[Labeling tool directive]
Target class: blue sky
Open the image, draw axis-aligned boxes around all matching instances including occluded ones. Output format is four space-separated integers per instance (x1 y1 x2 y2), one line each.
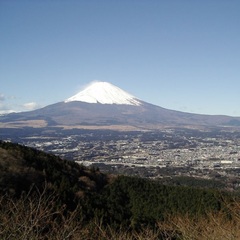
0 0 240 116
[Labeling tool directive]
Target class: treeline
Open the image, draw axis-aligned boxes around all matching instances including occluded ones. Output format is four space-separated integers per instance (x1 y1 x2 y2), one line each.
86 175 228 230
160 175 226 189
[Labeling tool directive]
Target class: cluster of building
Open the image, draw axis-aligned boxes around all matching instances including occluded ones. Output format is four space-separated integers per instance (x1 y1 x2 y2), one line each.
75 136 240 172
18 128 240 180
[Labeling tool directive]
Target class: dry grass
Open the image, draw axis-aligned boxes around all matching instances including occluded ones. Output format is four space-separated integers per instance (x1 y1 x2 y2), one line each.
0 120 47 128
158 202 240 240
0 187 80 240
60 124 146 131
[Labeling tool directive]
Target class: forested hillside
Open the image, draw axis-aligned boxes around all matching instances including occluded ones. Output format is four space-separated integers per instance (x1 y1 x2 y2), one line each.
0 140 239 239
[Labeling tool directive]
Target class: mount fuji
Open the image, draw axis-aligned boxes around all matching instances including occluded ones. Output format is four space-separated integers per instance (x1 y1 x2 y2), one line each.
1 81 240 130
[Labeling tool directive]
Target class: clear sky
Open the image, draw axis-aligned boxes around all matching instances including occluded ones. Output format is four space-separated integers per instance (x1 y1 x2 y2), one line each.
0 0 240 116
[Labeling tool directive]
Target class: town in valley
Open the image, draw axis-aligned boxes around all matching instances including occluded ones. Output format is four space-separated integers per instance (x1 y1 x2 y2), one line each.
1 126 240 190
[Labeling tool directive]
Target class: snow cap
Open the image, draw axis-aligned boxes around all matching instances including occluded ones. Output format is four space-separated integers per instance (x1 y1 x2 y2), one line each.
65 81 142 106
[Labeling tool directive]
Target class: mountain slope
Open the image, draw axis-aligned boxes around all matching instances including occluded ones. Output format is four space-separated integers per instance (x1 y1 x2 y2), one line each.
0 140 108 198
2 100 240 128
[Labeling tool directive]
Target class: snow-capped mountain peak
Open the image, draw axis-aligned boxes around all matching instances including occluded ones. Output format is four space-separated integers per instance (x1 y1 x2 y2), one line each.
65 81 142 106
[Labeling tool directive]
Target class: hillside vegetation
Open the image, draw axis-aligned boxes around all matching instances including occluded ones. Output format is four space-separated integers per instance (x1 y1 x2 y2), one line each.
0 140 240 239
